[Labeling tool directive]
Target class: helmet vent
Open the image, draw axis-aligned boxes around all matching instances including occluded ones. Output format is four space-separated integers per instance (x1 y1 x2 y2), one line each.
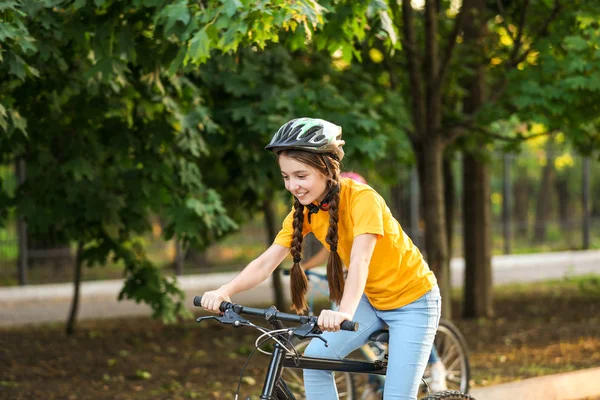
313 133 325 142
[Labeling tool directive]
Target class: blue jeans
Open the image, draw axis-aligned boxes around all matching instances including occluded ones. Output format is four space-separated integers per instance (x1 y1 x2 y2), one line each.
303 287 441 400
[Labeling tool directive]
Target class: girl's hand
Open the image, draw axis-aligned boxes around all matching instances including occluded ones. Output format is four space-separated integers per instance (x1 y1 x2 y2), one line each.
200 288 232 313
317 309 353 332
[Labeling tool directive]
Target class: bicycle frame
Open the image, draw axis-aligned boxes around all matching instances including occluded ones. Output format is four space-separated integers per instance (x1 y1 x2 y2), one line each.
255 312 385 400
261 338 387 400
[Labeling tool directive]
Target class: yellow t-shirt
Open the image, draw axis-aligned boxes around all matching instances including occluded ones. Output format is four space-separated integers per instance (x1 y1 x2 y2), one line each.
274 177 437 310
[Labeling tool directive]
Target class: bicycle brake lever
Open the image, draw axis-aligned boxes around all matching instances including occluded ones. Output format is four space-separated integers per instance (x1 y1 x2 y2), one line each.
196 309 250 327
294 322 329 347
305 333 329 347
196 315 220 323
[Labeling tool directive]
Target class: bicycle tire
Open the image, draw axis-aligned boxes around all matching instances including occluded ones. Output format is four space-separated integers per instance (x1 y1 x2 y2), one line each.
419 389 475 400
279 338 357 399
422 319 471 394
356 319 471 398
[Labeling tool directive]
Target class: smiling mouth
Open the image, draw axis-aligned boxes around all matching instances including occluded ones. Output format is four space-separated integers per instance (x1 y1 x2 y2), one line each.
295 192 308 199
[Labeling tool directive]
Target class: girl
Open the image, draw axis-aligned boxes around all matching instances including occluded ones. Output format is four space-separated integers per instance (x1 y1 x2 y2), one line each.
200 117 441 400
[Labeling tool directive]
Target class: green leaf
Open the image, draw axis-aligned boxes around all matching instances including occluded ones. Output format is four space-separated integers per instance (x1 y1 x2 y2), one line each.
222 0 242 18
188 28 210 64
156 0 191 36
563 76 590 90
0 2 20 12
563 35 589 52
135 370 152 380
0 104 7 132
73 0 86 10
9 110 27 135
8 55 26 80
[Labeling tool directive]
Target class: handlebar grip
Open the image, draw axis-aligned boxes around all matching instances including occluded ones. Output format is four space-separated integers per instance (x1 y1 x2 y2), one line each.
340 320 359 332
193 296 233 312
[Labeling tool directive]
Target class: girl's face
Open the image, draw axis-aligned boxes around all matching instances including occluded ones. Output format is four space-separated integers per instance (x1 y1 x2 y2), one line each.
279 154 328 206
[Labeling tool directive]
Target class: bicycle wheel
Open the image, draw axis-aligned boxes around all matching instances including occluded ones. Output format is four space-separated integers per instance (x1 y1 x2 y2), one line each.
420 319 470 395
419 389 475 399
279 338 357 399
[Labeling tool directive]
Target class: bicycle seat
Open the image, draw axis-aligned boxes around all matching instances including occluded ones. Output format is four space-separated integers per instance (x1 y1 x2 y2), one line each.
368 329 389 343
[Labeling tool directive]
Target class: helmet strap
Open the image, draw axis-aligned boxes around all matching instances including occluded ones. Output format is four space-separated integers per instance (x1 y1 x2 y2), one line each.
305 184 339 224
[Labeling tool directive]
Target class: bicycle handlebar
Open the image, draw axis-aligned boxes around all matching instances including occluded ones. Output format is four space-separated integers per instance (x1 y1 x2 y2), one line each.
193 296 359 332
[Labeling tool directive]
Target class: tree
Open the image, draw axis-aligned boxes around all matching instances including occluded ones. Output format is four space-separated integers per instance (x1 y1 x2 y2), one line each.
378 0 600 319
0 0 327 333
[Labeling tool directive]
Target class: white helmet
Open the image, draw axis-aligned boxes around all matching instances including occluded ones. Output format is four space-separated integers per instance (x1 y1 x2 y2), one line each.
265 118 345 161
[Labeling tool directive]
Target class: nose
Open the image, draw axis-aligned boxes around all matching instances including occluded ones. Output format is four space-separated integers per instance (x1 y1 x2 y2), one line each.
288 178 300 191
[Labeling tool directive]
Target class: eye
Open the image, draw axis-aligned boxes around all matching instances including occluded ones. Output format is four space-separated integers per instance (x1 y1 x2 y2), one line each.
282 176 289 180
297 175 306 179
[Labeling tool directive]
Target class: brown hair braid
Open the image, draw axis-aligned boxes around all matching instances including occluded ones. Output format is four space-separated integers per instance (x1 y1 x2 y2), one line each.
322 159 345 305
277 150 344 312
289 197 309 312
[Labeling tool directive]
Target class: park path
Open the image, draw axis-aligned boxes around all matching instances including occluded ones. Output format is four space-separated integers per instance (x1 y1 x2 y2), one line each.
0 249 598 327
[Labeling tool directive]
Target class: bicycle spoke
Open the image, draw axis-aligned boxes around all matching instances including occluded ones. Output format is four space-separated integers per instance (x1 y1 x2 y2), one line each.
441 342 458 361
286 368 305 386
335 374 351 398
443 354 460 371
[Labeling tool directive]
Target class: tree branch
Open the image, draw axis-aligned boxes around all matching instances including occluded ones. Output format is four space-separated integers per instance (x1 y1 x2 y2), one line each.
449 0 562 142
436 0 468 87
445 120 551 145
424 0 438 92
509 0 561 68
424 0 443 136
389 0 426 138
496 0 516 42
509 0 530 64
400 38 423 62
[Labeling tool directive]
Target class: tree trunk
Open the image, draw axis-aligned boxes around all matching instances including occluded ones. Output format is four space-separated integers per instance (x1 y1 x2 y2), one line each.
16 158 28 286
555 177 573 232
443 156 456 258
263 198 286 310
66 242 84 335
502 154 512 254
513 173 530 237
416 138 451 318
460 0 494 319
533 145 556 243
390 181 409 227
582 157 591 250
462 154 494 318
592 163 600 218
185 247 210 268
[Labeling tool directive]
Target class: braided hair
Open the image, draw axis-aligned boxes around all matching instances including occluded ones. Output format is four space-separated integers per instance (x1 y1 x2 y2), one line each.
278 150 344 312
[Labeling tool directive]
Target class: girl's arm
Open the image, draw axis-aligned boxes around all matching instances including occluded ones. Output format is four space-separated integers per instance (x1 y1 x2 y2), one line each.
338 233 377 316
302 246 329 270
201 243 289 312
318 233 378 331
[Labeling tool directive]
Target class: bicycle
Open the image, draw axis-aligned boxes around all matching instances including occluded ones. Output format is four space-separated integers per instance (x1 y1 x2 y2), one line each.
193 296 475 400
298 269 471 398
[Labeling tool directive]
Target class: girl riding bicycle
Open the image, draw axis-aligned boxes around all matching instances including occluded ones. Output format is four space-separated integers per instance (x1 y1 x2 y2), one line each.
201 117 441 400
